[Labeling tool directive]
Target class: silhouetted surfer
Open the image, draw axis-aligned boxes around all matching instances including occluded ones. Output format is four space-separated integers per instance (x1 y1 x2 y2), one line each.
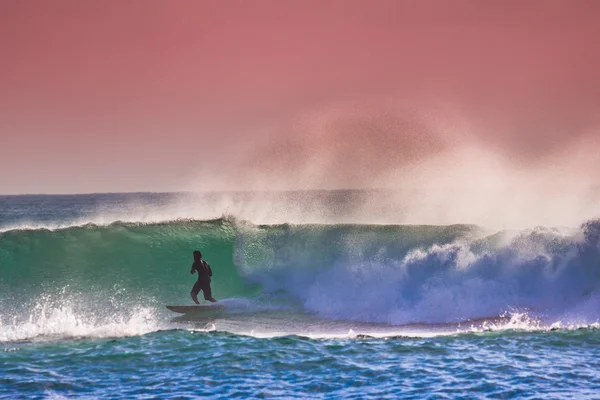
190 250 217 303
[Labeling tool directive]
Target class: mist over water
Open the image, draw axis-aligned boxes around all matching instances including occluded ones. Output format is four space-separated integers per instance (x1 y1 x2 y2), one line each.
4 184 600 230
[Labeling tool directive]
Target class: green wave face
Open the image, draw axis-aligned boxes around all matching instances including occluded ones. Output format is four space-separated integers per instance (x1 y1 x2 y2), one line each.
0 220 257 308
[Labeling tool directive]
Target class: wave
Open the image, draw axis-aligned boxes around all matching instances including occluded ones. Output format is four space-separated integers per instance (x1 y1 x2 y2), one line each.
1 218 600 341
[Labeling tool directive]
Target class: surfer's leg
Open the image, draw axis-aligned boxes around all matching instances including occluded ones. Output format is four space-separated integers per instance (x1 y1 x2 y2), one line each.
191 281 201 304
203 284 217 303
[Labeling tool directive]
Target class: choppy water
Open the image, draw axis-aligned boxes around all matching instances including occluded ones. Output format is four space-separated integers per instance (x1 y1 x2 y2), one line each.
4 329 600 399
1 192 600 398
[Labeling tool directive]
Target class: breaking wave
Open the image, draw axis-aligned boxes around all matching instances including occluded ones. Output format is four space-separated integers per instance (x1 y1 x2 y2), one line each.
2 217 600 340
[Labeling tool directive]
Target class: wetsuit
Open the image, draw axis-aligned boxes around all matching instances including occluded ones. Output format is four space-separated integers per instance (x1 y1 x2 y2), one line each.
191 259 213 300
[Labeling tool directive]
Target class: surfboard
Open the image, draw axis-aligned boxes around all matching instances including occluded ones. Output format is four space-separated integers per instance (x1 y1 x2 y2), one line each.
166 305 223 314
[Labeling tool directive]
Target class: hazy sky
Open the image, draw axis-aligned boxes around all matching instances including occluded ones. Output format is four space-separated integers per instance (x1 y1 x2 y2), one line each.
1 0 599 194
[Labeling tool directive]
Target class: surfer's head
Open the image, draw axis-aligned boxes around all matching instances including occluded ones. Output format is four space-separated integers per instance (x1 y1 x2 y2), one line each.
193 250 202 261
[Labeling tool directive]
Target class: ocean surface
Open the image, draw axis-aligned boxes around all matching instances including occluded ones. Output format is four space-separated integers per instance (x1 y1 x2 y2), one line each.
1 192 600 399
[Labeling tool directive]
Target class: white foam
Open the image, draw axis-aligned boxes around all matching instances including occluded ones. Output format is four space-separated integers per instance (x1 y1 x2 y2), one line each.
0 303 165 343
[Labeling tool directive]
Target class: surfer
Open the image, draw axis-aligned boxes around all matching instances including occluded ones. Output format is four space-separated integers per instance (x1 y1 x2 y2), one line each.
190 250 217 303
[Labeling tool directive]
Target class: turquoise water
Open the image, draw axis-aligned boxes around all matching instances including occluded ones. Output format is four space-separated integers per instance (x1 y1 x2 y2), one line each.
1 193 600 398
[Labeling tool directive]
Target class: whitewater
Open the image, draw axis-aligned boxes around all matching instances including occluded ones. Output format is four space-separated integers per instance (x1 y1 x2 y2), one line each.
1 192 600 398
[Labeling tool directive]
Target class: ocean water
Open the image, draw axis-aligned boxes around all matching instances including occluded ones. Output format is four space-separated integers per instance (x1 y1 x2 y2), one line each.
1 192 600 399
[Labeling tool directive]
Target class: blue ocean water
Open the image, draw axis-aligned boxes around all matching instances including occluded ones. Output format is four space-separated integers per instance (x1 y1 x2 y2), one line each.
1 192 600 399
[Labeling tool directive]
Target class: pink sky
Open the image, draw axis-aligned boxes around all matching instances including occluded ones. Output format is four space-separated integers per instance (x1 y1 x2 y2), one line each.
1 0 599 194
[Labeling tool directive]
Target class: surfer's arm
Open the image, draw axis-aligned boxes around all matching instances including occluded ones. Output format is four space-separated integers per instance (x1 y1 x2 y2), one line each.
207 263 213 277
190 264 196 274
